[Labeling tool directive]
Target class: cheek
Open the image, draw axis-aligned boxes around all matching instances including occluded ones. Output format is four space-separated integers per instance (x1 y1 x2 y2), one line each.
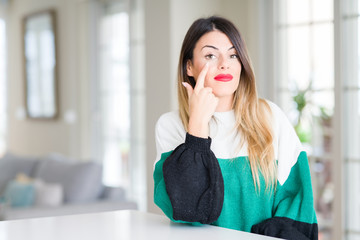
204 68 218 87
192 64 216 84
231 61 241 73
233 79 240 90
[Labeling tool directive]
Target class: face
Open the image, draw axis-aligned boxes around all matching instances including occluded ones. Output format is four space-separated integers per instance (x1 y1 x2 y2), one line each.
187 30 241 100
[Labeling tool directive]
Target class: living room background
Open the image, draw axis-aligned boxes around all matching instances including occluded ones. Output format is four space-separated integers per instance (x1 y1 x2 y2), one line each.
0 1 359 240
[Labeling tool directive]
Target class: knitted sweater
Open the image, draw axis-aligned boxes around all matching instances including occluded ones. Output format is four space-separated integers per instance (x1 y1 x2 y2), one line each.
153 101 318 240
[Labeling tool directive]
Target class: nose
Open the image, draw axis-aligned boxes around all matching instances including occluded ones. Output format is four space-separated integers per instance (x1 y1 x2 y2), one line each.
218 56 229 70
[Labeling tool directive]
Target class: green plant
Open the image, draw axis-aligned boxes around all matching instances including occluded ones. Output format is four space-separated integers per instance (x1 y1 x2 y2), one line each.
292 82 312 143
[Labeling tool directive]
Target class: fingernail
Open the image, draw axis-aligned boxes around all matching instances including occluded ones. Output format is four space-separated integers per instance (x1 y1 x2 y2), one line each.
182 82 187 87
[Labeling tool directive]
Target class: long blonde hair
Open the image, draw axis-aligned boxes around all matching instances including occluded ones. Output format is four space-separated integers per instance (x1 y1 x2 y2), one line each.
177 16 276 191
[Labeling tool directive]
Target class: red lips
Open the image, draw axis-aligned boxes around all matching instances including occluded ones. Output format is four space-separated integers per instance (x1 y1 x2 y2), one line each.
214 74 233 82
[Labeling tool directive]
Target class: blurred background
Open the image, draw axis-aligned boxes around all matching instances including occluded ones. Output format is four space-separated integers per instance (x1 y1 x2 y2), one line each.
0 0 359 240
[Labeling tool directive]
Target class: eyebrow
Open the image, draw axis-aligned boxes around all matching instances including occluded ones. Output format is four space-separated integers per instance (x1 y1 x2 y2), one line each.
201 45 236 51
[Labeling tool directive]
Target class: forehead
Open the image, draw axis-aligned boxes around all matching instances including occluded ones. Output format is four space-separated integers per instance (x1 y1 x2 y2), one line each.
195 30 233 50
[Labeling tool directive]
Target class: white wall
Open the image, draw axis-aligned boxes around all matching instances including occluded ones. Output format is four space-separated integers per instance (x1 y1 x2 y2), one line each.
144 0 172 214
7 0 92 159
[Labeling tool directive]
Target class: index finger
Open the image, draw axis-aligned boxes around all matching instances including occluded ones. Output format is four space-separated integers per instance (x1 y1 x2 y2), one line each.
194 63 209 92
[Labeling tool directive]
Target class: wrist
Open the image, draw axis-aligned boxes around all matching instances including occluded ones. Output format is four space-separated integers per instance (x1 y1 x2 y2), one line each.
188 118 209 138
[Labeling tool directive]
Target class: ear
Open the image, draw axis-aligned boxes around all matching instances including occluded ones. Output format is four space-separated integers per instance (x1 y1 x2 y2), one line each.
186 60 194 77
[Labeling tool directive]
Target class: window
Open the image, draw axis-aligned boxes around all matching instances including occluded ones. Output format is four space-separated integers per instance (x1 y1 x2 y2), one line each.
343 0 360 239
0 18 6 156
92 0 146 210
275 0 334 239
98 7 131 187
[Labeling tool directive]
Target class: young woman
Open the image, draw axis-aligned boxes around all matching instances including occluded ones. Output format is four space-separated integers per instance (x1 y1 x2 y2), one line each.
153 16 318 240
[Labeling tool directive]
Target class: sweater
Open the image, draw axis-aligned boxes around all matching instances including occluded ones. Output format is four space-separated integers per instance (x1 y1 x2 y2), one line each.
153 101 318 240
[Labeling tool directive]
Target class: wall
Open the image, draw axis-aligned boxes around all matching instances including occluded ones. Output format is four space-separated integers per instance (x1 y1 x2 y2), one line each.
7 0 91 159
144 0 172 214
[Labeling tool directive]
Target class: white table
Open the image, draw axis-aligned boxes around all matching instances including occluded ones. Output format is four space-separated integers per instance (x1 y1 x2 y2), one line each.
0 210 281 240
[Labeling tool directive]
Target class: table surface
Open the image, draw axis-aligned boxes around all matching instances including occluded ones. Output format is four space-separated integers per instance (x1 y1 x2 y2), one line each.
0 210 282 240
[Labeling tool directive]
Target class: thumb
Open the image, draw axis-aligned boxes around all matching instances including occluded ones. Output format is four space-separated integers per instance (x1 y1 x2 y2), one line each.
182 82 193 98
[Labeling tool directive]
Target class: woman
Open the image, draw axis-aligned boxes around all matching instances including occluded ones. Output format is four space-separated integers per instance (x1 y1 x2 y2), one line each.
153 16 318 240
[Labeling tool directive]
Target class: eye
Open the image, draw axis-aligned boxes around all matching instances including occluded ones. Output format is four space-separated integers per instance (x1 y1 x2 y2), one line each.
230 54 239 59
205 54 217 60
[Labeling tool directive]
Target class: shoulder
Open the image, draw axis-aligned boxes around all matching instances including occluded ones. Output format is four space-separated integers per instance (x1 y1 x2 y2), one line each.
155 110 186 158
156 110 181 124
264 100 287 122
155 111 184 135
263 100 297 136
263 100 304 185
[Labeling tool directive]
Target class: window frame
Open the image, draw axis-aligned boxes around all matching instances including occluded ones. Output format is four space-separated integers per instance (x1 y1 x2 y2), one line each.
272 0 346 239
88 0 146 211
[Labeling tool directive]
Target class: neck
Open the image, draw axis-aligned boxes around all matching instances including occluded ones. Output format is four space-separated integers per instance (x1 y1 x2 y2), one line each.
215 95 234 112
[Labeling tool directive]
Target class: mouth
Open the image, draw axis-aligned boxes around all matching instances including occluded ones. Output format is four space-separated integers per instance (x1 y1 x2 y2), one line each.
214 74 233 82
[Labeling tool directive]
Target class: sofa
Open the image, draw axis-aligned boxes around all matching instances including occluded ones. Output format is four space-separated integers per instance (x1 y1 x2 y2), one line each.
0 152 137 221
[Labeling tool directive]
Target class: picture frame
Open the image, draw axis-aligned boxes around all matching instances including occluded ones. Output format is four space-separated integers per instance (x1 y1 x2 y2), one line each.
22 10 58 119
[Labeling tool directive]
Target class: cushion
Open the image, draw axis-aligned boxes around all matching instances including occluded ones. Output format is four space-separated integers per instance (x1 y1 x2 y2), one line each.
4 180 35 208
0 153 39 195
34 155 103 203
34 179 63 207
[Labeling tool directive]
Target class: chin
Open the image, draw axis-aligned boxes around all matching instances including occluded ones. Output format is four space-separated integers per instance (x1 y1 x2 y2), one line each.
213 88 237 97
213 91 236 99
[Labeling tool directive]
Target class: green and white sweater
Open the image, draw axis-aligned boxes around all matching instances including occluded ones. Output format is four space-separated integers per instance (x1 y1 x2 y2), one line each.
153 101 318 240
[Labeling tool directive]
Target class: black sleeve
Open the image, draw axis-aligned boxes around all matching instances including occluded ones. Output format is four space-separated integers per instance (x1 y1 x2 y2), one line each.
251 217 318 240
162 133 224 224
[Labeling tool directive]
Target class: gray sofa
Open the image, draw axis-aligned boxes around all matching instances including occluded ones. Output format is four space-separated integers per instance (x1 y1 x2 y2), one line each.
0 152 137 220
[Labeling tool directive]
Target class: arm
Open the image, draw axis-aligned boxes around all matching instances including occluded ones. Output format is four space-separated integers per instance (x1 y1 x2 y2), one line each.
154 132 224 224
251 152 318 240
251 102 318 240
154 63 223 224
163 133 224 223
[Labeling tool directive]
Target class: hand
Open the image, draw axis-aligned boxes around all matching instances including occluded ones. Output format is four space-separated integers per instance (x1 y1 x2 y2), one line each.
182 63 219 138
